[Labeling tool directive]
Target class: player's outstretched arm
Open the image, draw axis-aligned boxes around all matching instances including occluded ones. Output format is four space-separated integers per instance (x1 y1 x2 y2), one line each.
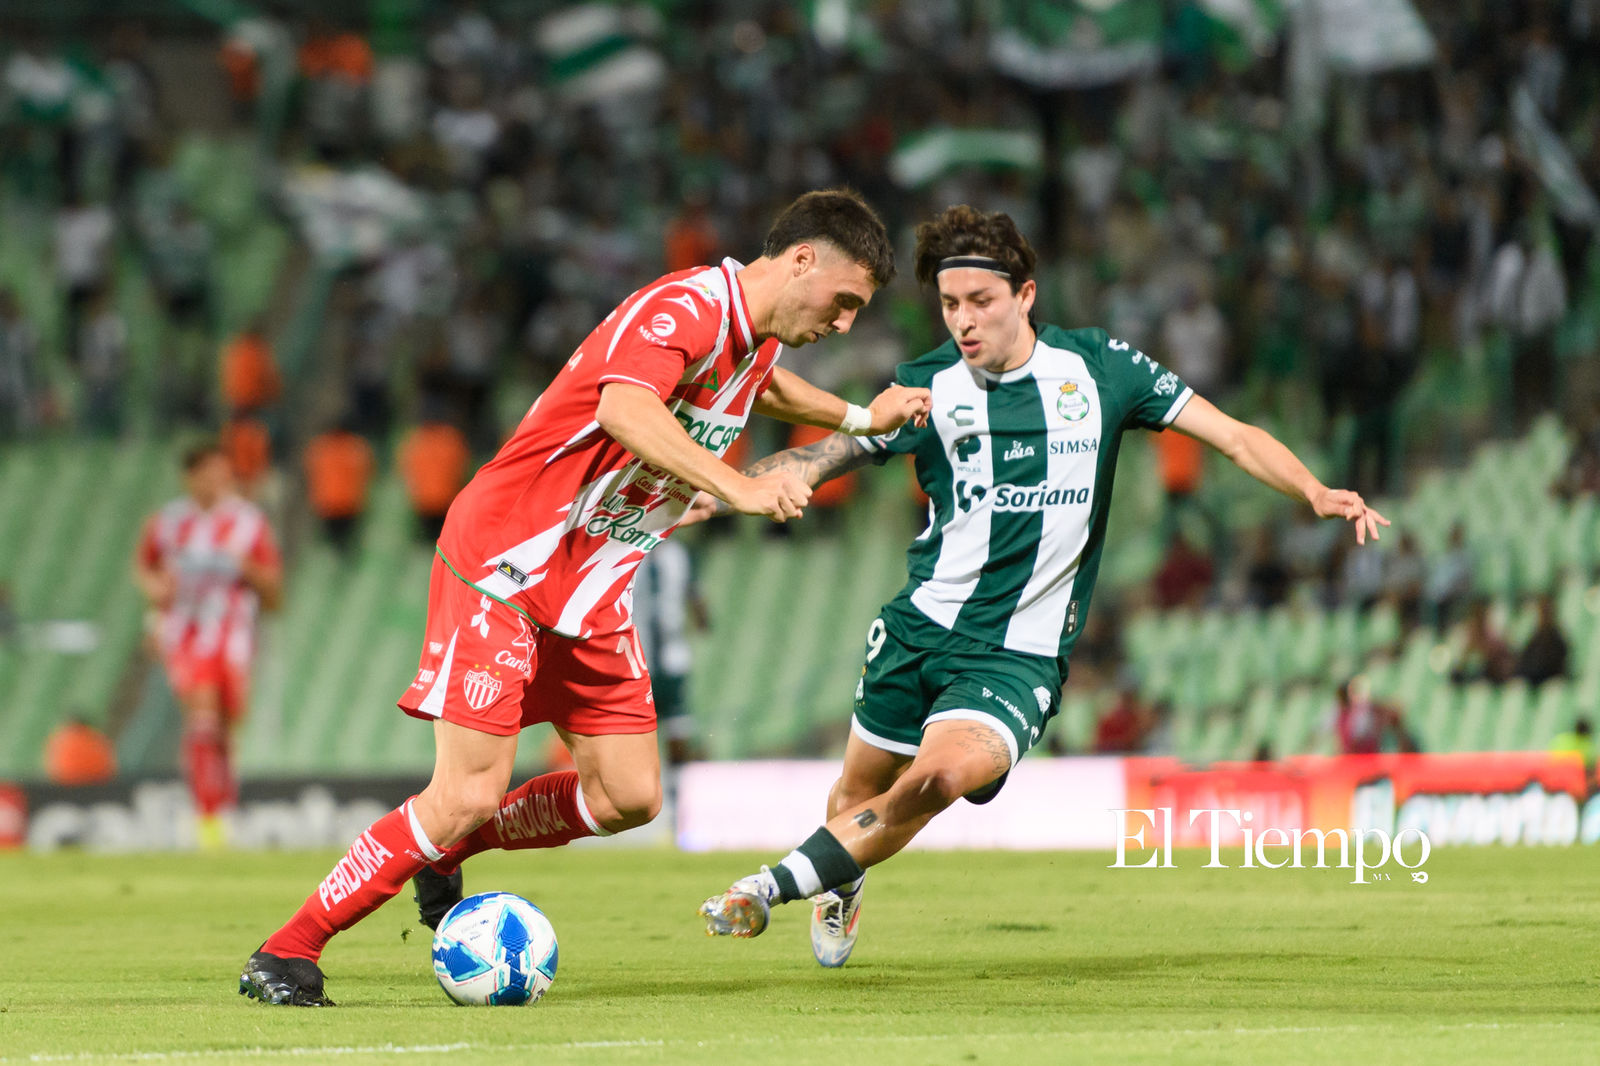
754 367 930 435
1170 394 1390 545
681 433 878 524
596 383 810 522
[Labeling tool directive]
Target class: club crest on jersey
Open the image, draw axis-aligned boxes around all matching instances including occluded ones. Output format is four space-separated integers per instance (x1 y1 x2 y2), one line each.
1057 381 1091 422
462 665 503 710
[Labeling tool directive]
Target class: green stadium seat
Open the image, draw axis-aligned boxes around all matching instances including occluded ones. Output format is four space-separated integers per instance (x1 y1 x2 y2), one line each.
1274 685 1326 756
1452 683 1495 751
1527 681 1574 750
1490 680 1531 751
1415 685 1458 753
1237 685 1278 757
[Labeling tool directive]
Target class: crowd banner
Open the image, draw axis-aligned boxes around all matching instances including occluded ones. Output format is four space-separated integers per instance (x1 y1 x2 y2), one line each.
1122 752 1598 850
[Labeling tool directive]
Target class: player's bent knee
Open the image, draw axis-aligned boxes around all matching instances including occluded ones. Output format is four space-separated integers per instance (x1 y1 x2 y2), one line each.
584 782 662 833
424 778 506 838
895 765 969 815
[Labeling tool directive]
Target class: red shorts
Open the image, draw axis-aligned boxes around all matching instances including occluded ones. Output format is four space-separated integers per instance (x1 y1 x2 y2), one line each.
162 649 250 720
397 555 656 737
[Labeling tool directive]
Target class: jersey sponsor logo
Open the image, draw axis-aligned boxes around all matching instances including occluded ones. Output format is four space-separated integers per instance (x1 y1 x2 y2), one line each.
316 827 395 909
1153 370 1180 396
1033 686 1053 713
417 668 437 685
1057 381 1091 421
982 685 1029 730
1003 441 1036 461
650 312 678 338
955 479 988 512
673 409 742 456
991 482 1091 511
584 500 664 551
429 641 445 654
953 434 982 463
495 650 533 676
1049 437 1099 455
462 666 504 711
947 404 977 427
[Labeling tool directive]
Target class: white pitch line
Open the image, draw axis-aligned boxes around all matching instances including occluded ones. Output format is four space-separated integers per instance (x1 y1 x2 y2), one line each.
7 1041 664 1064
3 1023 1575 1064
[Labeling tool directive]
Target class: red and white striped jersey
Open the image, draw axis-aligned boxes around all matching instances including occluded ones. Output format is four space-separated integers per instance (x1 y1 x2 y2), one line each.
438 258 782 639
137 494 280 664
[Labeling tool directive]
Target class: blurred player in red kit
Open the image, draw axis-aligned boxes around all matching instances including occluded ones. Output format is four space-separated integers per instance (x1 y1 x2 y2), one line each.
239 188 931 1004
134 441 282 848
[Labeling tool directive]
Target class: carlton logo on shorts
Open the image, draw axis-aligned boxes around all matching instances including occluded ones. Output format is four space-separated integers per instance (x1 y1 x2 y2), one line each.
461 666 504 711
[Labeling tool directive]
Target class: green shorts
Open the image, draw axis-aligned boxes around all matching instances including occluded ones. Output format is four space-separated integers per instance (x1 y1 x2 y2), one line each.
851 605 1062 770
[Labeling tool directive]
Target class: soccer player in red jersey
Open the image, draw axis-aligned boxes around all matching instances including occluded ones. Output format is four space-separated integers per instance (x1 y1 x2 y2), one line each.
134 441 283 849
240 188 932 1005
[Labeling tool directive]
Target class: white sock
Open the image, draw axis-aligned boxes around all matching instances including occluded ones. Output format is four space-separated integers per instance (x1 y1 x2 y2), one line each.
742 867 781 903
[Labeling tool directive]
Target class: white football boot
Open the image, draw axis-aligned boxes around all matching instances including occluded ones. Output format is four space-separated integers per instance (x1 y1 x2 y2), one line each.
699 867 777 938
810 877 864 968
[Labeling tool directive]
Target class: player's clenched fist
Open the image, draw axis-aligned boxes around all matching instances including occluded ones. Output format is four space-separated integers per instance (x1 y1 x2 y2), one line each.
867 384 933 433
730 472 812 522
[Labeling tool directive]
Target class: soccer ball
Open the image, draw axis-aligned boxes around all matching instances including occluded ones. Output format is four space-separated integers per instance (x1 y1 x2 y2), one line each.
431 891 559 1006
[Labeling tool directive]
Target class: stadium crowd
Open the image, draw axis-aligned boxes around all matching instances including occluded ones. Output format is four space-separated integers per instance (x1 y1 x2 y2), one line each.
3 0 1598 761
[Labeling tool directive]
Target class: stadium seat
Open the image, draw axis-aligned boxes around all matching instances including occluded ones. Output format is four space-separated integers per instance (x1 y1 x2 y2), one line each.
1490 680 1532 752
1452 683 1495 752
1527 681 1574 750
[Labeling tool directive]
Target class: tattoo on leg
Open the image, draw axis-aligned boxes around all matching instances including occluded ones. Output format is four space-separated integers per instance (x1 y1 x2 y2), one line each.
952 723 1012 776
853 809 879 829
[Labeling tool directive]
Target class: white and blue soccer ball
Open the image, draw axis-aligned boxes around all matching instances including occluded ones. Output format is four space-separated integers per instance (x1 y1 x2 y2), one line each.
431 891 558 1006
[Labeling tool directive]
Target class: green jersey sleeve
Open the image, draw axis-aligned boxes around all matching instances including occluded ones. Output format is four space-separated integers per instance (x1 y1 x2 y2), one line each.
857 348 948 460
1098 334 1195 431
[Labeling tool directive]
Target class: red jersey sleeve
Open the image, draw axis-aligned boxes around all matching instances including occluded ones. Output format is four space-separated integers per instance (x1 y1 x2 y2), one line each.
247 515 282 571
136 516 163 570
595 285 722 399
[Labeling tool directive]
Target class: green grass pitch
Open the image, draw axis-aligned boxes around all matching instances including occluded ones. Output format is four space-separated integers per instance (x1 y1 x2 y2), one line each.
1 846 1595 1065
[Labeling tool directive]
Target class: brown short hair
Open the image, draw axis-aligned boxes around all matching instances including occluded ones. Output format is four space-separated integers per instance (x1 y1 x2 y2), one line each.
763 188 895 288
913 205 1036 293
181 439 225 472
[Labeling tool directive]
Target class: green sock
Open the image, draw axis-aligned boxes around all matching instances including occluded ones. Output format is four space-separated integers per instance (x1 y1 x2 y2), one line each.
771 827 865 903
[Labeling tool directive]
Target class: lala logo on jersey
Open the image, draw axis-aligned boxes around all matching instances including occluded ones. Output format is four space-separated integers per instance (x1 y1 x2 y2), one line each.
461 664 503 711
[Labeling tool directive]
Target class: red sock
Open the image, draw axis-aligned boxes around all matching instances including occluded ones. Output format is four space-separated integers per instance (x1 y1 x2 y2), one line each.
432 771 603 873
182 724 235 816
262 798 439 962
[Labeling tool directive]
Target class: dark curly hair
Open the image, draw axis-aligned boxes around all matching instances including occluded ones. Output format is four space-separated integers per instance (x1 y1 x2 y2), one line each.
912 205 1036 294
763 188 896 288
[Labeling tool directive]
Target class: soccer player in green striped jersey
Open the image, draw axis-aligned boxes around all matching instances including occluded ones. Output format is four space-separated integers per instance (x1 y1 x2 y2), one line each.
698 205 1389 966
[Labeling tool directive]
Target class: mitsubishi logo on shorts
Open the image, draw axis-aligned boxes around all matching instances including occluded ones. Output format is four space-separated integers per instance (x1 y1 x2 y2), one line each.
462 664 503 711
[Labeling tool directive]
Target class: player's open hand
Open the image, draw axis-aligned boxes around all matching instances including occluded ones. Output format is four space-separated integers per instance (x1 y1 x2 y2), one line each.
867 384 933 433
730 472 811 523
1313 487 1390 545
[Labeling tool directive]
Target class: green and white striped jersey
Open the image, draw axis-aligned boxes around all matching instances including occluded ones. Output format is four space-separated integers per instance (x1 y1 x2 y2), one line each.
860 324 1193 669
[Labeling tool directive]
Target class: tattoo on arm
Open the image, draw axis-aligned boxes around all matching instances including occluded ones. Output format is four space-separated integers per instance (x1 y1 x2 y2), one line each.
853 809 879 829
705 434 877 519
744 433 877 488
